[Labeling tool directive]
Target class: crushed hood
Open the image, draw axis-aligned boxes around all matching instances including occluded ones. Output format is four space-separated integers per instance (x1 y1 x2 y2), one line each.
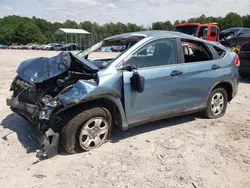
17 52 99 84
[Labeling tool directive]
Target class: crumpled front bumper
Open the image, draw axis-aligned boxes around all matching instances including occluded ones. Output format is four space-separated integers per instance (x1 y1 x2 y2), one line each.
34 128 59 158
6 97 60 158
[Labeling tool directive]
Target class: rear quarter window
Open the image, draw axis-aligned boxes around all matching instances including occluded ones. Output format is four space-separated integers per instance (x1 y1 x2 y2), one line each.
207 44 226 59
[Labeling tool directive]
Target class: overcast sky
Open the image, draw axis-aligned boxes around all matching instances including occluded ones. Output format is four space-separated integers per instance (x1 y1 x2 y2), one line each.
0 0 249 26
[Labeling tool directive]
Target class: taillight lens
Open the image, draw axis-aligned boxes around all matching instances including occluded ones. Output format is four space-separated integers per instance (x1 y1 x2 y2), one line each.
234 53 240 67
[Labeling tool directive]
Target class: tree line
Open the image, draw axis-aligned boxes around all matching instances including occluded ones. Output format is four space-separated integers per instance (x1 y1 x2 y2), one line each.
0 12 249 45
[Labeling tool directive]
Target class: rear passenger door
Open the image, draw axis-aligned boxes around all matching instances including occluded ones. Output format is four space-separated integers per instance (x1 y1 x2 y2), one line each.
179 39 226 106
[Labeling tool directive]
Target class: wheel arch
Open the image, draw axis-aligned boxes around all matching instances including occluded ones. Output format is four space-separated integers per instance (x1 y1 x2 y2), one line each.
55 95 129 131
209 81 233 102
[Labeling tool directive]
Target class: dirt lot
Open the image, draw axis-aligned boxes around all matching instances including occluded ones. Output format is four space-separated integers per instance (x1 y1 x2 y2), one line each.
0 50 249 188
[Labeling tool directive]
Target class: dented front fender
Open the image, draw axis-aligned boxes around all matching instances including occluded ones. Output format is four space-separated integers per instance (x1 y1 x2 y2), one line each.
58 80 98 106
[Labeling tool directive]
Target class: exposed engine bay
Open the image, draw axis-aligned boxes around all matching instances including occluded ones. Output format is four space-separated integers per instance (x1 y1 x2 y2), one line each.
7 52 100 157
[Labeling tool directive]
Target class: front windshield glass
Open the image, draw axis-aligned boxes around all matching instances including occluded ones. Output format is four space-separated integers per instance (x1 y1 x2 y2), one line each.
175 26 198 36
76 37 143 69
221 28 242 34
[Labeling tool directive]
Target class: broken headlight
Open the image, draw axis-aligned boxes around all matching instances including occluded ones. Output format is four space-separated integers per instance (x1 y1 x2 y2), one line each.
39 96 59 120
39 107 54 120
41 95 58 107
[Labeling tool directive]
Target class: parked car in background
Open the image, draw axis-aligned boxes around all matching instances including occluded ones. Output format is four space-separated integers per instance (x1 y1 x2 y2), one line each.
238 40 250 78
18 45 25 49
7 31 239 158
0 45 8 49
37 44 45 50
220 27 250 48
52 44 65 51
63 43 81 51
28 45 35 50
44 43 58 50
5 43 87 51
32 44 40 50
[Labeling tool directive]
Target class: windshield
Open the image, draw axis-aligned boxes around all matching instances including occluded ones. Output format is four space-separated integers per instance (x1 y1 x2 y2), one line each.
175 26 198 36
76 37 143 69
221 28 242 34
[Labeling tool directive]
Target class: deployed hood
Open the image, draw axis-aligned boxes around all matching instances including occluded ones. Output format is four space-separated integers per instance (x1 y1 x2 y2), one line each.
17 52 99 84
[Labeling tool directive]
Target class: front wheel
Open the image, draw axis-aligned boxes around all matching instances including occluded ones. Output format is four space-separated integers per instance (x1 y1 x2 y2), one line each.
202 88 228 119
61 107 112 154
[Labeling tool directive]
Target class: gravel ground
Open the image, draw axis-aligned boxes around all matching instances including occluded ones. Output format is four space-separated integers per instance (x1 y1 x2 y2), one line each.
0 50 249 188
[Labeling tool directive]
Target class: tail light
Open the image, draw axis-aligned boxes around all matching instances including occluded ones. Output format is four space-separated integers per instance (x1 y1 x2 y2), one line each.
234 52 240 67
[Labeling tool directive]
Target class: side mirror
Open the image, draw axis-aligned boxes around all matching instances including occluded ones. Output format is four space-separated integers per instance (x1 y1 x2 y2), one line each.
130 72 145 93
119 64 137 72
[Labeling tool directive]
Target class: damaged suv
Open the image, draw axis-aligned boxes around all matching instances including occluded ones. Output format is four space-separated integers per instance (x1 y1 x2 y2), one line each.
7 31 239 158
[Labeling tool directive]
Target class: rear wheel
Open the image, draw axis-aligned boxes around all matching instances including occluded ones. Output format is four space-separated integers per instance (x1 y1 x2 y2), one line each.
61 107 112 154
202 88 228 119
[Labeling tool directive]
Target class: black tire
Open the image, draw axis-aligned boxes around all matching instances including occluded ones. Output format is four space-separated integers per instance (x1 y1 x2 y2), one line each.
61 107 112 154
202 88 228 119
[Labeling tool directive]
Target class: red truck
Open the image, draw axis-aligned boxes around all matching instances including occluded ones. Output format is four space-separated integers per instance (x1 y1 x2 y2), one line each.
174 23 220 42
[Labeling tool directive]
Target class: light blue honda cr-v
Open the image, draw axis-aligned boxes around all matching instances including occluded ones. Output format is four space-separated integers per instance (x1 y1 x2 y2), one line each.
7 31 239 158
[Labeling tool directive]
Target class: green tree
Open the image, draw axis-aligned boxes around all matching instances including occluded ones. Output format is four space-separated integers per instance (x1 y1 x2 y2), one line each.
223 12 244 28
174 20 181 25
242 15 250 28
152 21 173 30
0 13 250 45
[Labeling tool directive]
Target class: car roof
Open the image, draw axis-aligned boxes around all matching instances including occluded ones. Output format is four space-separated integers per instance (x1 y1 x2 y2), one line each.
104 30 205 41
221 27 244 32
227 27 245 29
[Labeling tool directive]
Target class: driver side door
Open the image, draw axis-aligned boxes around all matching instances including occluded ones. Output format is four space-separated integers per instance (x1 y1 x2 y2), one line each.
122 38 189 126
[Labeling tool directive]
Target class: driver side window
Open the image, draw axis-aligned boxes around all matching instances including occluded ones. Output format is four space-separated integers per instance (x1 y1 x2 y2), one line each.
126 38 177 69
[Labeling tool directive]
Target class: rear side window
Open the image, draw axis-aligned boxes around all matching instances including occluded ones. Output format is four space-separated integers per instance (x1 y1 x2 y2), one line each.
181 39 212 63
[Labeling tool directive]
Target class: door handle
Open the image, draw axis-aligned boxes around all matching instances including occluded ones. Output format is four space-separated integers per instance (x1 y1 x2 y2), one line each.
170 70 183 77
211 64 221 70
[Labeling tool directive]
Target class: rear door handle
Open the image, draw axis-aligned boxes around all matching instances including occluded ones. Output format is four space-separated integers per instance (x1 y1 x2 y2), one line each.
211 64 221 70
170 70 183 77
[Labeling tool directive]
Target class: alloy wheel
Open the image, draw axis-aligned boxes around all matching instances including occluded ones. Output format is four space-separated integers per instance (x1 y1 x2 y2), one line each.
79 117 109 150
211 92 224 116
